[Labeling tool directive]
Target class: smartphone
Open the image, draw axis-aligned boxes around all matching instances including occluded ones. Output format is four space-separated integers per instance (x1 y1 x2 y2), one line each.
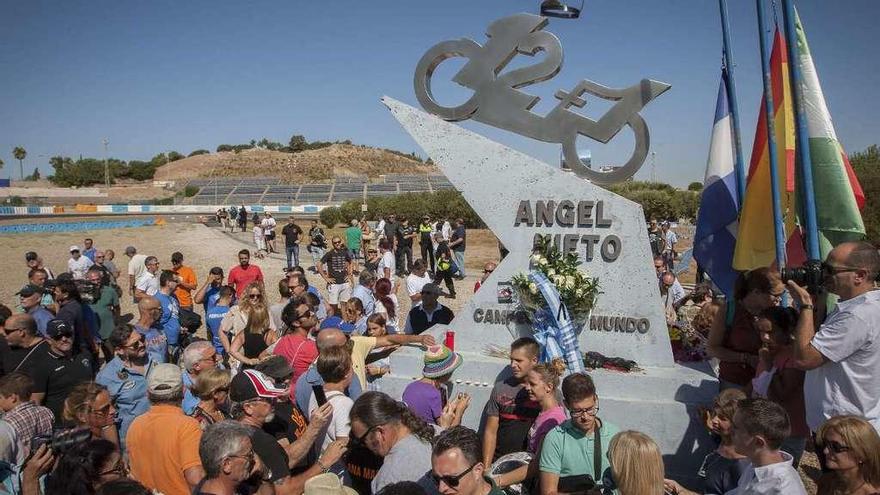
313 384 328 406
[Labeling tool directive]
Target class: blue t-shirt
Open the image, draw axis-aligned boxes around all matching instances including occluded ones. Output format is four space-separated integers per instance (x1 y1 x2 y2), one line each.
203 284 221 314
95 357 156 451
154 292 181 346
134 324 167 364
182 371 198 415
206 304 231 355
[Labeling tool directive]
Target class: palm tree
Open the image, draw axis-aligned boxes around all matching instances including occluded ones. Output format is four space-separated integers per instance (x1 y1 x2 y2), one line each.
12 147 27 180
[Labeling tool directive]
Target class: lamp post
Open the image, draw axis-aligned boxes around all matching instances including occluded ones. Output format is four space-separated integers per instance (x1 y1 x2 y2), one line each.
540 0 584 19
102 138 110 187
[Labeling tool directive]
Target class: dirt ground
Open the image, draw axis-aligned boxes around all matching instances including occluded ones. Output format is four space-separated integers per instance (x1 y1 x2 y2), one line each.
0 219 819 492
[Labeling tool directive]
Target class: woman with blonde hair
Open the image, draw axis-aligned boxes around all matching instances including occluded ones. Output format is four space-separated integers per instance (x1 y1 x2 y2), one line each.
816 415 880 495
610 431 665 495
63 382 119 446
188 367 232 429
220 281 277 370
493 358 567 489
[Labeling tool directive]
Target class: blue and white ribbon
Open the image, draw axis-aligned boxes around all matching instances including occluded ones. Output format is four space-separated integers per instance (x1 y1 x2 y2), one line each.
528 271 585 375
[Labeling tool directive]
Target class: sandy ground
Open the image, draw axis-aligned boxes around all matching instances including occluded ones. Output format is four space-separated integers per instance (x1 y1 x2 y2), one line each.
0 219 819 492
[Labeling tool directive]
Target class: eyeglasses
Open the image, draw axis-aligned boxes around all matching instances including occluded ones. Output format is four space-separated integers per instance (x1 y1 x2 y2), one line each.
351 424 381 448
227 450 256 463
568 405 600 418
483 268 494 274
296 309 314 320
51 332 74 341
90 402 114 417
123 336 146 349
823 440 851 454
822 263 860 276
431 463 478 488
332 240 343 245
98 458 128 477
248 294 262 300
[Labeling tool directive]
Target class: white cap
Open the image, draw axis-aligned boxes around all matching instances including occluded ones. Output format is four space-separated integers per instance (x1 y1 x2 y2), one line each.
69 245 81 252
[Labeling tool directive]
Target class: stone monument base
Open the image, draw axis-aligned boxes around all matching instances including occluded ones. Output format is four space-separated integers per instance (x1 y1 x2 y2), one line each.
381 337 718 486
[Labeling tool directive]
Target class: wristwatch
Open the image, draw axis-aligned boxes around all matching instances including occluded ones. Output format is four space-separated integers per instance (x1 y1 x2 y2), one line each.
800 304 814 310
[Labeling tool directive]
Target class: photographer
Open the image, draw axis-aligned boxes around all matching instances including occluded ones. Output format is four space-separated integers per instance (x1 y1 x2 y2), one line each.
786 241 880 434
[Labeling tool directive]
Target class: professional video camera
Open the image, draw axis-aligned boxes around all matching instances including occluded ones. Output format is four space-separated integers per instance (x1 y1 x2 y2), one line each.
29 427 92 456
780 259 824 293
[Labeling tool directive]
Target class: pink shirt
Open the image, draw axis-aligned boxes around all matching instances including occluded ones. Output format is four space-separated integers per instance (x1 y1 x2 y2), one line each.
528 405 566 453
228 264 264 297
273 334 318 384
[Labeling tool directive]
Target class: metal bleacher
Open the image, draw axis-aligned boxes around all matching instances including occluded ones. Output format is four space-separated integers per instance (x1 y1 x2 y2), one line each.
186 173 456 205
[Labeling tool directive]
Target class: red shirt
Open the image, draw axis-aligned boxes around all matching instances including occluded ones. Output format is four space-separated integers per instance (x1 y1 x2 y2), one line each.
228 264 264 297
273 334 318 384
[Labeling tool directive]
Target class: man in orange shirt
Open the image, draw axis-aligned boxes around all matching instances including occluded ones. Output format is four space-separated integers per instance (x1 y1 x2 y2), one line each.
126 362 205 495
172 251 198 311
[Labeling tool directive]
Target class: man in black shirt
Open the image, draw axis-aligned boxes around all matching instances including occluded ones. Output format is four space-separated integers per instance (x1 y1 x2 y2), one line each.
53 277 95 357
403 283 455 335
281 216 304 270
449 218 467 279
383 214 399 249
21 319 93 420
395 217 417 276
0 314 47 376
230 369 344 494
317 237 353 315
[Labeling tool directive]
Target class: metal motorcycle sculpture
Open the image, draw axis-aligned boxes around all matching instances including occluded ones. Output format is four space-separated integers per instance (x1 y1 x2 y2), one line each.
414 14 670 184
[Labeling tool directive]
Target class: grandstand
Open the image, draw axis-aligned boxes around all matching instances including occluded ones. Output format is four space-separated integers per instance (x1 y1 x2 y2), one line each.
185 174 455 205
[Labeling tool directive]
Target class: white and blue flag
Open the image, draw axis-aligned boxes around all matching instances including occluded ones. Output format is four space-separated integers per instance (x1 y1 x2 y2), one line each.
694 74 740 297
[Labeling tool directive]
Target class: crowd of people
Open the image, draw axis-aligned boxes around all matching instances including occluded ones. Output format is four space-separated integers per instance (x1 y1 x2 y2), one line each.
0 216 876 495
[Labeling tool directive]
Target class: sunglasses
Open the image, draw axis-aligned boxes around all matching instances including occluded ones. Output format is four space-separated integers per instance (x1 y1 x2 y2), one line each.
123 336 146 349
431 463 478 488
823 440 851 454
296 309 314 320
483 269 494 274
248 294 262 300
350 424 381 448
2 327 24 335
51 332 74 341
822 263 860 276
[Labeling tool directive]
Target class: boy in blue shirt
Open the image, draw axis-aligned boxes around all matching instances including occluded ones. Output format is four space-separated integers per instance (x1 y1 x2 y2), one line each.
206 285 234 357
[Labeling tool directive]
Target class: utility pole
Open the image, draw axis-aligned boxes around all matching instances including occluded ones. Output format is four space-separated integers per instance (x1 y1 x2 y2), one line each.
650 151 656 182
102 138 110 187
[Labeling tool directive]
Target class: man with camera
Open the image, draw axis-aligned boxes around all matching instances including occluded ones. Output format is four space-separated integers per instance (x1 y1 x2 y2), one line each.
787 241 880 434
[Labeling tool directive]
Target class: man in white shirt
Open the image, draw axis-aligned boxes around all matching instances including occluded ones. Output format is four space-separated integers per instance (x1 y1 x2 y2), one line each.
135 256 161 301
788 241 880 433
262 213 277 254
441 217 452 242
406 259 433 304
727 398 806 495
125 246 148 302
67 245 93 280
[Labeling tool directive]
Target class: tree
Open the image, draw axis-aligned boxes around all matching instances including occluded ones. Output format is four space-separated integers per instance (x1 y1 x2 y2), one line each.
850 144 880 241
687 181 703 192
25 168 41 181
188 149 210 157
216 144 234 152
0 158 4 176
12 146 26 180
167 151 185 162
288 135 307 152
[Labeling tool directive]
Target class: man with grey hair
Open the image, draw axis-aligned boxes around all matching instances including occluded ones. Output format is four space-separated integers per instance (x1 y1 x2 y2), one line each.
134 255 160 301
196 420 259 495
126 362 205 494
350 269 377 316
182 340 221 415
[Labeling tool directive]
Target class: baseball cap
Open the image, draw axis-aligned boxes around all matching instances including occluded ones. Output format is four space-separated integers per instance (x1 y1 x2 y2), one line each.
25 251 38 262
46 319 74 339
147 363 184 399
304 473 357 495
230 369 286 402
420 283 443 296
319 316 344 331
69 245 81 253
16 284 42 297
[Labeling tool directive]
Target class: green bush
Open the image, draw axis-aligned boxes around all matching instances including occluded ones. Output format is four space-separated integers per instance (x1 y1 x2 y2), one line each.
334 190 483 228
188 149 210 157
183 185 199 197
850 144 880 242
320 207 345 228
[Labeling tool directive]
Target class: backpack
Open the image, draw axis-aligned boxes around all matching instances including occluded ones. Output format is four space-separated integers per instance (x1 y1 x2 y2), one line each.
179 308 202 332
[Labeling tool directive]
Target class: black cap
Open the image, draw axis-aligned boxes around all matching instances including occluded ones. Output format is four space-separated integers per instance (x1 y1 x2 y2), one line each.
46 319 73 339
16 284 42 297
25 252 38 262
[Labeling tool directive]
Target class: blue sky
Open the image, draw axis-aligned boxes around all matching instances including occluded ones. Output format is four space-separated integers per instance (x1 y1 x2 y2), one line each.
1 0 877 186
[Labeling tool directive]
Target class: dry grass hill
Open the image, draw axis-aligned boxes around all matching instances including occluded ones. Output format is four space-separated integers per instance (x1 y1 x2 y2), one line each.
154 145 437 183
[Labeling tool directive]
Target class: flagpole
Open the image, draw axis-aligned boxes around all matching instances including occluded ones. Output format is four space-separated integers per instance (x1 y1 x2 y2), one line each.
781 0 820 260
755 0 787 269
718 0 747 207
